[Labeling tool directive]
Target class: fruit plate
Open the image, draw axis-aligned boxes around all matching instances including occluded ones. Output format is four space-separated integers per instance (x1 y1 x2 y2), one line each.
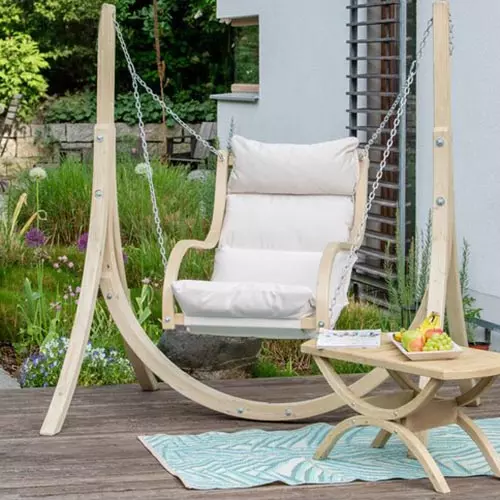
389 333 463 361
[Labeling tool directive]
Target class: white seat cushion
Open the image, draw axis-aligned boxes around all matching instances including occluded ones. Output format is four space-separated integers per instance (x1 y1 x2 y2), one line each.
172 280 315 320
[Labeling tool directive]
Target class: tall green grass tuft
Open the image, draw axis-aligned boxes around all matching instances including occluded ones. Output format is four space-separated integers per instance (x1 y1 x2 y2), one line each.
9 158 212 248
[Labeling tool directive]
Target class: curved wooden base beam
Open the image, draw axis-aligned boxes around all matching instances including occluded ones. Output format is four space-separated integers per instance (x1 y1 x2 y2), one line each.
314 416 450 494
101 272 389 421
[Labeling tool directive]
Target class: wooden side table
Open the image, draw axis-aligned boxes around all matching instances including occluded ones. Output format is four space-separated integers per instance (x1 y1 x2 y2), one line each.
301 336 500 494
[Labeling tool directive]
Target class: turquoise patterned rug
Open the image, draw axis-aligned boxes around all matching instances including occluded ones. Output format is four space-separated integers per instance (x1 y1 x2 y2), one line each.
139 418 500 490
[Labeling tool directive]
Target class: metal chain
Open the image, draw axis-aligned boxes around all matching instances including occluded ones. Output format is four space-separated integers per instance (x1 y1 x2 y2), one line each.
328 18 434 328
448 8 455 55
114 19 169 268
362 18 433 157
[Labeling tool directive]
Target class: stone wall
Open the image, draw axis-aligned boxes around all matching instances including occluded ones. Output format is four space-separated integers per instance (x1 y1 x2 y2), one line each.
0 122 198 179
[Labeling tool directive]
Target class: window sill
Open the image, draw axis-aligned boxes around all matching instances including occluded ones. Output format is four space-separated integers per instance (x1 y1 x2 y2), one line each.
210 92 259 103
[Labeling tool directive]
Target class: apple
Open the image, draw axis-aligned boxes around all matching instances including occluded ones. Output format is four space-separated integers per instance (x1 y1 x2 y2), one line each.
424 327 443 340
402 330 425 352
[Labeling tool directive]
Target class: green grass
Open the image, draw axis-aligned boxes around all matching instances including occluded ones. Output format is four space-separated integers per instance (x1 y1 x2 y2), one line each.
3 158 399 376
9 158 214 248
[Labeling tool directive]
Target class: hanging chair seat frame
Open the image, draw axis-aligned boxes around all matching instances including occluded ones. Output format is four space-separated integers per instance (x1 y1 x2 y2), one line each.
162 149 369 336
41 0 473 437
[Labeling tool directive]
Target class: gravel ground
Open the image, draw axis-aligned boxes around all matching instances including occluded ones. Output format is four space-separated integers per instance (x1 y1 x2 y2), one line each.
0 367 19 389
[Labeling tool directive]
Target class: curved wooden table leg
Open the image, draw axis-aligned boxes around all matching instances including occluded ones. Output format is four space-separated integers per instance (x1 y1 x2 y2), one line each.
314 416 451 494
456 410 500 477
372 370 418 448
314 356 443 420
372 429 392 449
456 377 495 407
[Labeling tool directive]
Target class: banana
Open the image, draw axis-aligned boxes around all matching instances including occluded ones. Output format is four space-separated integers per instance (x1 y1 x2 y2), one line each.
417 312 441 334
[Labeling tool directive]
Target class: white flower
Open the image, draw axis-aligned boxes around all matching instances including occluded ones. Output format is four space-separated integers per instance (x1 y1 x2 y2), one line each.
134 163 149 177
194 9 203 19
29 167 47 182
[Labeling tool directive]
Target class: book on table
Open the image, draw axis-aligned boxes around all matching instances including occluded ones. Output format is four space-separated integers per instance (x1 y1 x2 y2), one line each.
316 329 381 349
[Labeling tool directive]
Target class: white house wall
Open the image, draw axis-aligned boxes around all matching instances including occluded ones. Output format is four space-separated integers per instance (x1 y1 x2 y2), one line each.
417 0 500 326
215 0 365 144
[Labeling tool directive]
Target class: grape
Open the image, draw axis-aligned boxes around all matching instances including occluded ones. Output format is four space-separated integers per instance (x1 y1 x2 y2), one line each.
423 333 453 352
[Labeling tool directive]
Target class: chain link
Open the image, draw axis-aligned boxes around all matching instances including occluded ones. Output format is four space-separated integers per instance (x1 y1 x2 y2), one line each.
362 18 433 158
114 18 169 268
328 17 434 328
448 8 455 55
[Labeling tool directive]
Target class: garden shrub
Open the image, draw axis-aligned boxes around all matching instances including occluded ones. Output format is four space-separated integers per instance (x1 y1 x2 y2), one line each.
19 337 135 388
0 34 48 114
41 91 217 125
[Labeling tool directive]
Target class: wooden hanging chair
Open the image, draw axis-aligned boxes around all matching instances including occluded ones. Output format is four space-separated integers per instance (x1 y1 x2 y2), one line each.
40 1 473 436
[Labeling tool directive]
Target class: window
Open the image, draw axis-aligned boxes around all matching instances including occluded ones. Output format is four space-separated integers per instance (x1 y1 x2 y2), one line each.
231 17 259 93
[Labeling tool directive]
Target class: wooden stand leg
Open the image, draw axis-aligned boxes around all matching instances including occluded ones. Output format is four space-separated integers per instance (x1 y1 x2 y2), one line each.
315 416 450 494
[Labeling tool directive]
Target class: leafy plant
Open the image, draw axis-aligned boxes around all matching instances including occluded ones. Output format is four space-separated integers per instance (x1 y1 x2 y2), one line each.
0 33 48 115
16 270 60 355
459 240 482 343
0 193 38 267
386 213 482 337
41 90 217 125
385 213 432 329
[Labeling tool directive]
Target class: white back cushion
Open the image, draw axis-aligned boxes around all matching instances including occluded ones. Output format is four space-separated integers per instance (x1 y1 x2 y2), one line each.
219 194 353 252
213 135 360 291
229 135 359 195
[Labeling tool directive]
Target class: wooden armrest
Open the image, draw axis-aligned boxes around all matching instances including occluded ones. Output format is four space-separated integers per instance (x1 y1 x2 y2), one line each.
162 151 229 329
162 239 217 329
316 242 353 328
165 239 215 284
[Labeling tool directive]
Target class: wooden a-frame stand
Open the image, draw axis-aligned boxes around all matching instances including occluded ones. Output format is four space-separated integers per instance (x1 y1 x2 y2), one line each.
40 0 473 437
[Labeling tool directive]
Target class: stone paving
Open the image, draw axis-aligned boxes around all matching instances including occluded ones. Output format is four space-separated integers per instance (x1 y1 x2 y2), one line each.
0 368 19 389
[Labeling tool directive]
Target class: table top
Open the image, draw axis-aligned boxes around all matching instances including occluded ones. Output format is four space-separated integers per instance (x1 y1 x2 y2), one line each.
301 336 500 381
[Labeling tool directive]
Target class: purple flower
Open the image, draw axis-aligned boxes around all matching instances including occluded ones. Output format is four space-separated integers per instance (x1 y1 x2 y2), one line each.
122 252 128 264
77 232 89 252
25 228 46 248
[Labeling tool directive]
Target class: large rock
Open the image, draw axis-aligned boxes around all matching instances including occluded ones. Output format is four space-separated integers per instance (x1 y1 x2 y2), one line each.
158 327 261 380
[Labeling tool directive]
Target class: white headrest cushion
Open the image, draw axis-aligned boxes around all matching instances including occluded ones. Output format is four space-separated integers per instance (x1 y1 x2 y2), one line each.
228 135 360 195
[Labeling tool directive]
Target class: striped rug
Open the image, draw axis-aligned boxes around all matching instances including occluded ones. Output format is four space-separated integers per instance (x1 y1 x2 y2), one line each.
139 418 500 490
